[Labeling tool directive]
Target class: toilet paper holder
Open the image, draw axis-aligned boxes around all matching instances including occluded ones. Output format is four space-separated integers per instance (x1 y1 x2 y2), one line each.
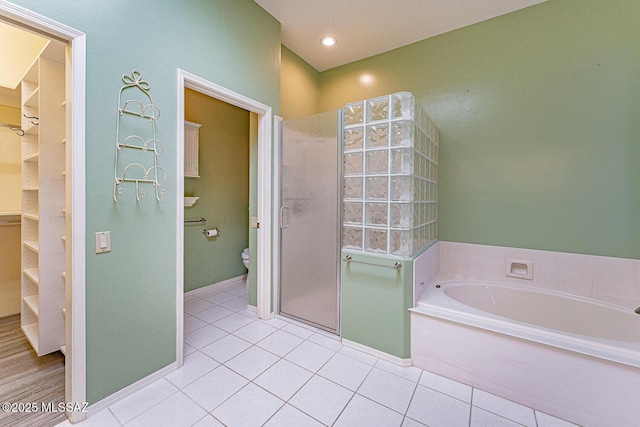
202 228 219 237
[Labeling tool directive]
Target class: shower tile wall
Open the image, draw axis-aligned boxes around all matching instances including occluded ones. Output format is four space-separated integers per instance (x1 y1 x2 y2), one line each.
343 92 438 257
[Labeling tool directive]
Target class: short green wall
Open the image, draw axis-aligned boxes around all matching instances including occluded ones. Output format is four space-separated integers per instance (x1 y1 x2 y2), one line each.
319 0 640 260
184 89 249 292
341 250 413 359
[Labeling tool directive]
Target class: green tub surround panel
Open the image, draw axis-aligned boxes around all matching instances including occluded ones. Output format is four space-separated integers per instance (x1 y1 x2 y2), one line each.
341 250 414 359
8 0 280 404
319 0 640 260
184 89 250 292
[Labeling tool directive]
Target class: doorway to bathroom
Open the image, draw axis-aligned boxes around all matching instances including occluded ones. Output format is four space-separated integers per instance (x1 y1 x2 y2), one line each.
176 70 274 364
182 89 251 294
278 111 342 334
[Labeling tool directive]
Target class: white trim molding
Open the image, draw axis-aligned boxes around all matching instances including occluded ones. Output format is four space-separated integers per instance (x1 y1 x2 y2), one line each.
0 1 87 423
341 338 413 367
184 275 246 298
272 116 282 317
86 362 179 417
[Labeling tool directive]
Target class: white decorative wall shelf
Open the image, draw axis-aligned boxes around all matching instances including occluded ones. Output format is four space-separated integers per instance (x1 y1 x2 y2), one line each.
184 196 199 207
113 70 166 202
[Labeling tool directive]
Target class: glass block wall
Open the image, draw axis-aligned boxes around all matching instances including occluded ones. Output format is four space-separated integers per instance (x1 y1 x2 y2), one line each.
342 92 438 257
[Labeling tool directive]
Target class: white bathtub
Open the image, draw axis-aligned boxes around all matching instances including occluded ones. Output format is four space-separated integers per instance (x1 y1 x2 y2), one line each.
410 280 640 427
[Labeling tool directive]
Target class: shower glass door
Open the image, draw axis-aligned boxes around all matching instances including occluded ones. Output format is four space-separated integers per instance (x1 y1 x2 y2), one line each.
280 110 341 333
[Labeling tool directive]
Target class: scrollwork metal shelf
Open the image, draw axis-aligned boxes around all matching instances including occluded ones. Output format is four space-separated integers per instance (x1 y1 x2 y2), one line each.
113 70 166 202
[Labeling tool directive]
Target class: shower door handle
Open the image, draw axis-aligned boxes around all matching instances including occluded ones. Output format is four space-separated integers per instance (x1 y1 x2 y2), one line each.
280 206 290 229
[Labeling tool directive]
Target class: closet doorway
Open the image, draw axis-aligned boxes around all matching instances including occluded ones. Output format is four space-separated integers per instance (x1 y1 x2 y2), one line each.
0 4 87 424
0 20 68 427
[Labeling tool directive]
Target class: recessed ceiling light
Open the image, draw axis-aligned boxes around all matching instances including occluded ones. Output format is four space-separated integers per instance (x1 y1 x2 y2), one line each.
320 36 337 47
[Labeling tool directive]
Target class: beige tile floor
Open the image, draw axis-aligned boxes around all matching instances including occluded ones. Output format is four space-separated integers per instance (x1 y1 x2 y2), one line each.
57 278 579 427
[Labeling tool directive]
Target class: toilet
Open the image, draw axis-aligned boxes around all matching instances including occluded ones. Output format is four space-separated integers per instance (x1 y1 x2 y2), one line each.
241 248 249 293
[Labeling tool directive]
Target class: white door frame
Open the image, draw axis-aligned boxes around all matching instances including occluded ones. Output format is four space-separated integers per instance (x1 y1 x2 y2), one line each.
176 69 273 363
0 1 87 423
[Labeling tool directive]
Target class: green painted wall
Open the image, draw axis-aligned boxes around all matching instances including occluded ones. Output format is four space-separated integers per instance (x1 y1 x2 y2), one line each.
319 0 640 260
184 89 249 292
8 0 280 404
341 251 413 358
280 45 320 119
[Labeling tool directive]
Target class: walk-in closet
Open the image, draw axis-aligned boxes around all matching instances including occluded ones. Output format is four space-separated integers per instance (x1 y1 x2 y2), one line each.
0 21 69 427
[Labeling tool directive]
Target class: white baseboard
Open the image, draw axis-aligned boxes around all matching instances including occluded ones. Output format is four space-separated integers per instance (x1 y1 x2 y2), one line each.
86 362 179 416
184 275 246 297
341 338 412 367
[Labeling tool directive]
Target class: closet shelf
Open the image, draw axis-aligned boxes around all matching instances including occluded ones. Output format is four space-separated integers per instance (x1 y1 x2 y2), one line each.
24 241 40 253
22 324 39 351
20 47 67 357
24 87 39 108
23 213 40 221
23 152 39 162
23 295 40 317
24 268 40 286
22 121 39 136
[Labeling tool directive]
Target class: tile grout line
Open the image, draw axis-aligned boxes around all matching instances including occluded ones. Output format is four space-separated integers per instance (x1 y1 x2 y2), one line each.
107 284 563 427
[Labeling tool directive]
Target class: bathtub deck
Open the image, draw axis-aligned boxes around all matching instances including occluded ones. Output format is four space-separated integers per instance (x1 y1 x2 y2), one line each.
411 310 640 427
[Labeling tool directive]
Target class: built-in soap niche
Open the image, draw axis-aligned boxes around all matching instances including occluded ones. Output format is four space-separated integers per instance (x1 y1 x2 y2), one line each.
506 258 534 280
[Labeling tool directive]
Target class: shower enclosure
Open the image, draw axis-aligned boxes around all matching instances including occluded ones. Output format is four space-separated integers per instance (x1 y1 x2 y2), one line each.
278 92 438 338
279 111 341 333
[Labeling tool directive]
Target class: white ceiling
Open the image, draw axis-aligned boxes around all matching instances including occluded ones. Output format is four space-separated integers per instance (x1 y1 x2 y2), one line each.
255 0 547 72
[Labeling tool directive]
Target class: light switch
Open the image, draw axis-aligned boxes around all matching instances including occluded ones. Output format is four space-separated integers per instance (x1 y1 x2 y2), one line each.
251 216 260 229
95 231 111 253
